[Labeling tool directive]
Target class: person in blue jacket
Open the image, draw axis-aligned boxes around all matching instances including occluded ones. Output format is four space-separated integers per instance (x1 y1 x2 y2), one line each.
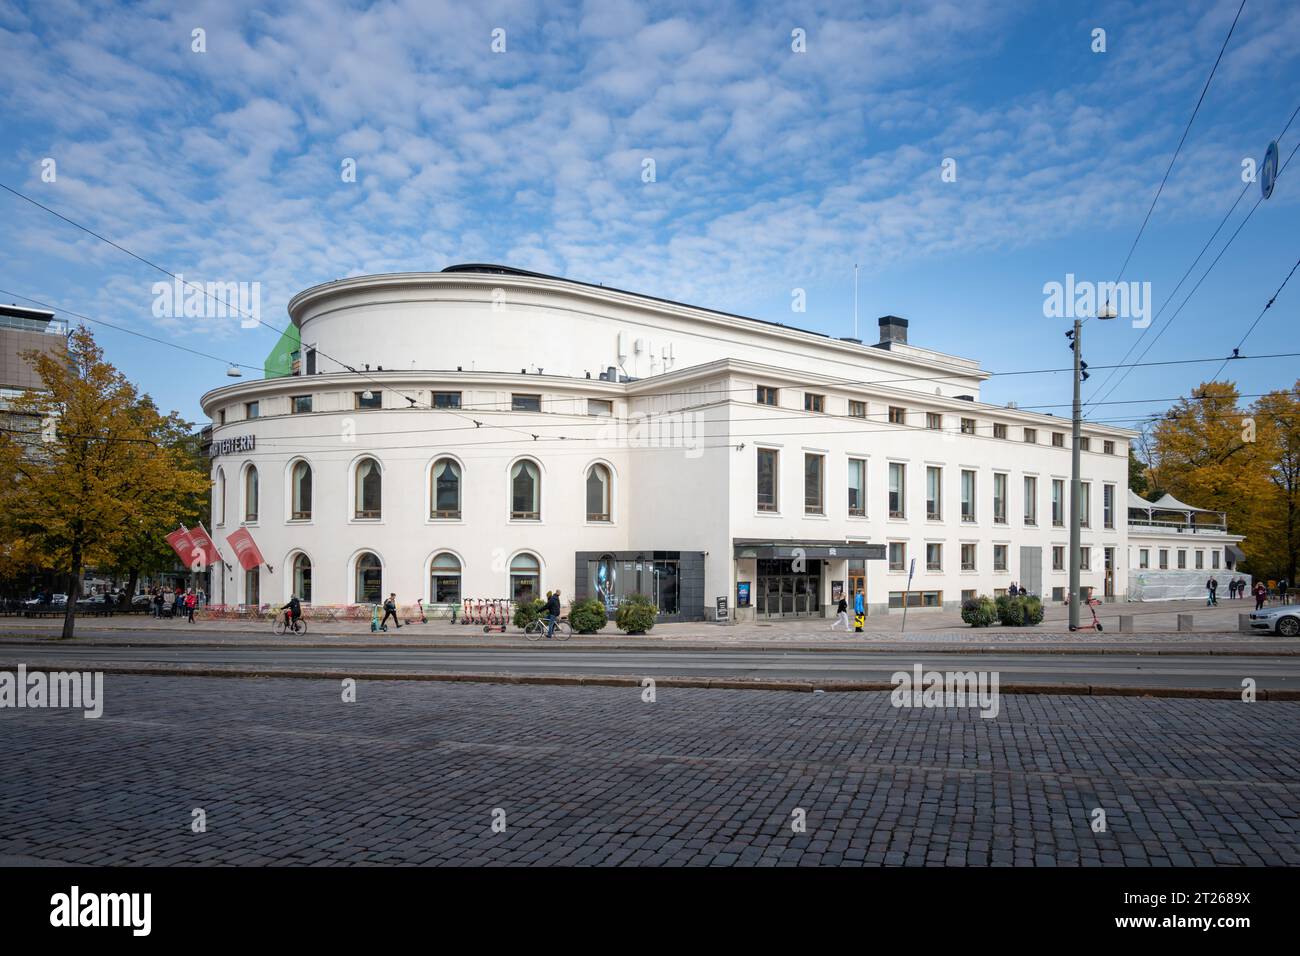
853 590 865 632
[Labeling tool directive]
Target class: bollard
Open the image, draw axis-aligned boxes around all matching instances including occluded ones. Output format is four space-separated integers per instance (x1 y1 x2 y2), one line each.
1118 615 1134 633
1177 613 1194 632
1238 614 1252 634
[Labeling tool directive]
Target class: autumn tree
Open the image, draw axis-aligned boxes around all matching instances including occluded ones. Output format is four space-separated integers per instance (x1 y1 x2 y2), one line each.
1250 383 1300 582
0 327 210 637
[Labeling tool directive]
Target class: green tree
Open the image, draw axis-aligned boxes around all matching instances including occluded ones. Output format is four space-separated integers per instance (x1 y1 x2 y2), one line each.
0 328 210 637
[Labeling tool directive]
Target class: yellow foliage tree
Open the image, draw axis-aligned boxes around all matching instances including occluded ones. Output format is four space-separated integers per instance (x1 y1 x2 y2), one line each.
0 327 210 637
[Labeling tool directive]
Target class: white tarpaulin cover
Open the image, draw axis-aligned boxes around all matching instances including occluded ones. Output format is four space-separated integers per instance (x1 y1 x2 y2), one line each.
1150 492 1218 514
1127 569 1252 602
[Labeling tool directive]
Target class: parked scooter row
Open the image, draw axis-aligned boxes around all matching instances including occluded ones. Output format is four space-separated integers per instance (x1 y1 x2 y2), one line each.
460 598 512 632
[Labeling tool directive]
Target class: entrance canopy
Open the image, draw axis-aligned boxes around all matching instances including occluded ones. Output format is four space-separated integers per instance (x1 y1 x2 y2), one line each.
734 539 886 561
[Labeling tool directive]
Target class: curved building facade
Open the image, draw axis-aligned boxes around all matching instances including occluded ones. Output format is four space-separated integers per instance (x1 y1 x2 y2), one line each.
200 265 1139 620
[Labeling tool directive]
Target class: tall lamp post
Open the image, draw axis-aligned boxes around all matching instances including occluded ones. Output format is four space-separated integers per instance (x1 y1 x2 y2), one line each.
1067 302 1116 631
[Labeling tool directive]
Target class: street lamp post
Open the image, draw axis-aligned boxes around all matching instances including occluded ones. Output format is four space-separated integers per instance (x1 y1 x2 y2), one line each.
1067 304 1115 631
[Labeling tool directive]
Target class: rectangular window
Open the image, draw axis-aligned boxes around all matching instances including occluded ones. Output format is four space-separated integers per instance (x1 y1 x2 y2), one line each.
961 470 976 522
1177 549 1187 569
1139 549 1149 570
847 458 866 517
244 401 259 419
993 423 1007 439
1104 440 1115 455
1023 428 1037 443
804 453 824 515
1051 586 1065 602
1159 549 1169 570
1212 550 1220 569
888 462 906 518
756 386 778 406
960 417 975 435
354 390 381 410
292 395 312 414
1052 546 1065 571
588 399 613 417
926 543 942 571
1052 432 1065 447
1080 481 1091 528
962 589 976 602
757 448 779 512
993 473 1007 524
888 406 905 425
512 393 541 412
888 542 905 572
961 543 976 571
1080 436 1091 452
926 466 942 520
804 393 825 413
1195 550 1203 570
1023 476 1037 525
926 412 942 430
993 544 1008 572
849 400 867 419
1103 484 1115 529
1052 479 1064 526
432 391 462 409
888 591 943 609
1080 547 1090 571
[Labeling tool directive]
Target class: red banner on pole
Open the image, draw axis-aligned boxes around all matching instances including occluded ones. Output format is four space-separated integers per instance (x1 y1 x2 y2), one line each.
190 524 223 569
165 527 195 564
225 527 265 571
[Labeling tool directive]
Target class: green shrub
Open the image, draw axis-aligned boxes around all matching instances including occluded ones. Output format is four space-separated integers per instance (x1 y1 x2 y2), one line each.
513 598 545 630
615 593 658 634
996 595 1025 627
961 595 997 627
1022 596 1044 626
568 598 609 635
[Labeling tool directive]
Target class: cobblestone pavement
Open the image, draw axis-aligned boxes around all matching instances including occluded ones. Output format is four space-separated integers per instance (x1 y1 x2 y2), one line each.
2 675 1297 866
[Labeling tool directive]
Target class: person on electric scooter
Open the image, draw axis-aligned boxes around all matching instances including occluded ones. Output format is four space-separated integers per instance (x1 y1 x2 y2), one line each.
280 594 302 631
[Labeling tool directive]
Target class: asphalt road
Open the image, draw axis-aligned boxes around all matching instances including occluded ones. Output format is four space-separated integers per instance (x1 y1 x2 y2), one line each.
0 642 1294 689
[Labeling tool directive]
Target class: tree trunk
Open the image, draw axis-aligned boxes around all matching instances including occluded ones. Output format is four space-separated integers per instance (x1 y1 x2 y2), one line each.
121 568 139 611
61 546 81 639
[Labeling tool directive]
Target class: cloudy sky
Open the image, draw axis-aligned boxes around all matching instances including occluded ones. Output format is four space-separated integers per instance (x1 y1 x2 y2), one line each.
1 0 1297 425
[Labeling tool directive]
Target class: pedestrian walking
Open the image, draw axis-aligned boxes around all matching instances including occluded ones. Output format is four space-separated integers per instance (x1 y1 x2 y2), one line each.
1206 576 1218 607
853 589 865 633
379 593 401 631
185 589 196 623
831 595 850 631
1255 581 1268 610
1279 578 1290 604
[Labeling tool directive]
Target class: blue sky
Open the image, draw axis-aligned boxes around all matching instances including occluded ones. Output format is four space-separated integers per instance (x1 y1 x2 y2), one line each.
1 0 1297 430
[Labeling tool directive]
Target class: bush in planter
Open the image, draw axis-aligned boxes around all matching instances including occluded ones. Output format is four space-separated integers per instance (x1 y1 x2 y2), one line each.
996 595 1026 627
1022 595 1044 626
513 598 545 630
961 595 997 627
615 593 658 634
568 598 609 635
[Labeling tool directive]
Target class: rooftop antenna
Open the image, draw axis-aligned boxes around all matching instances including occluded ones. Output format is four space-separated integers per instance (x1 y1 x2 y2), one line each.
853 263 859 340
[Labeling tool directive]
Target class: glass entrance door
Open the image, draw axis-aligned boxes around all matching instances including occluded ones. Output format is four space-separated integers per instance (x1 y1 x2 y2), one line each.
757 559 823 618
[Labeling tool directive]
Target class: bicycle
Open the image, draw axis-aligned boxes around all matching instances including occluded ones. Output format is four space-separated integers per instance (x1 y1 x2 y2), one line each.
272 614 307 636
524 617 571 641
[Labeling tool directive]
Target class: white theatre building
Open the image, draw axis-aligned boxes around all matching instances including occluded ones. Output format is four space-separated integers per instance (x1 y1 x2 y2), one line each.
200 264 1200 620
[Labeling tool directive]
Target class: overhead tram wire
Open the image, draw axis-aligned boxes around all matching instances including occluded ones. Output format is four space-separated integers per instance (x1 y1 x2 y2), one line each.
1085 101 1300 411
1206 253 1300 383
1086 136 1300 412
1091 0 1248 325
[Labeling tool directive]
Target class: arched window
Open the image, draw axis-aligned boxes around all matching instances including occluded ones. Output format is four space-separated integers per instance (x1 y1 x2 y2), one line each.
355 552 382 604
510 460 540 520
586 464 611 522
431 458 461 519
510 552 540 603
355 458 382 519
291 461 312 520
243 465 259 522
430 552 462 604
293 553 312 603
215 468 226 526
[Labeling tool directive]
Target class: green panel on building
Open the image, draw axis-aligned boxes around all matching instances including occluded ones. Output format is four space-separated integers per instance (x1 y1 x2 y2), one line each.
264 324 301 379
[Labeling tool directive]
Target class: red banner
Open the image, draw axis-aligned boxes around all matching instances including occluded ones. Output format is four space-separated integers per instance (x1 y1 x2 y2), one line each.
225 527 265 571
165 527 195 564
190 524 223 569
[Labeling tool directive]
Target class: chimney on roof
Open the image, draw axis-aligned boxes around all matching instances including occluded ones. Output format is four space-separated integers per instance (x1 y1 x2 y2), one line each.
877 315 908 347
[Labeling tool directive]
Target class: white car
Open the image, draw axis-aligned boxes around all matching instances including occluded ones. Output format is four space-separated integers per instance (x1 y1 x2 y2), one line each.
1247 604 1300 637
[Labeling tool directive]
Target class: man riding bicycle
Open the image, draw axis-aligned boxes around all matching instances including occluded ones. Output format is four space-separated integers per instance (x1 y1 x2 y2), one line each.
280 594 302 630
544 589 562 639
